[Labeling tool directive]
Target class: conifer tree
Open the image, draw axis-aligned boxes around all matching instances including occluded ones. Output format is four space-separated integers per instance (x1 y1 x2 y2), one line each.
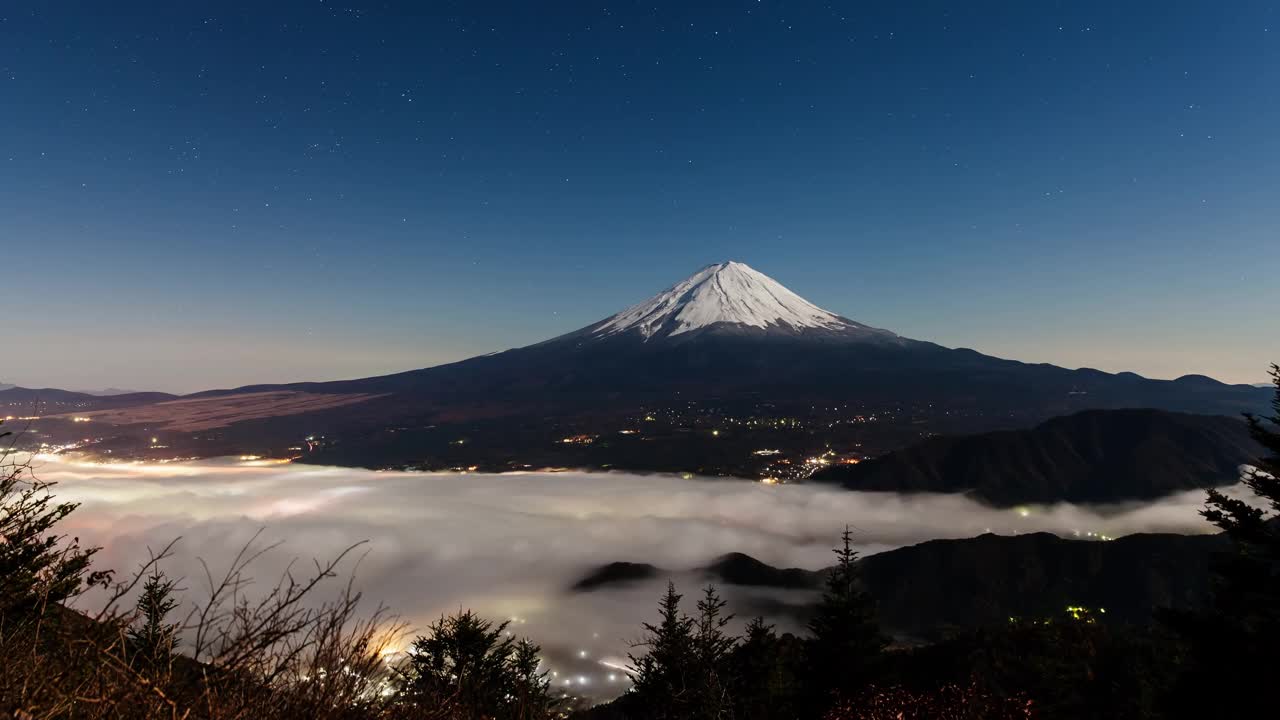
1202 364 1280 608
628 582 695 719
691 585 736 720
1 420 107 620
1164 365 1280 718
805 526 888 708
510 638 556 720
730 618 801 720
129 570 180 669
400 610 518 720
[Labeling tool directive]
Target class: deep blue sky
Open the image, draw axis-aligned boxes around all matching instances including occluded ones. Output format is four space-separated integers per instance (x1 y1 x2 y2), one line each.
2 1 1276 392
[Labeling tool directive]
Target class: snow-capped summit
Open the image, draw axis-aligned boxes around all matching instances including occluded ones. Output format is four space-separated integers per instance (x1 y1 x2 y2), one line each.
586 261 896 342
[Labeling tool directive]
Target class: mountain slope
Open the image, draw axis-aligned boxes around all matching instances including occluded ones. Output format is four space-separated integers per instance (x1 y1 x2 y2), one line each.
0 386 177 414
21 262 1270 463
565 261 901 343
571 531 1225 634
570 562 661 592
703 552 821 590
860 531 1223 634
811 409 1259 505
271 263 1266 418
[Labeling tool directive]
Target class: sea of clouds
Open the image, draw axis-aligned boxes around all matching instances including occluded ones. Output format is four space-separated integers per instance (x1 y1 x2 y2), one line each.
32 456 1228 695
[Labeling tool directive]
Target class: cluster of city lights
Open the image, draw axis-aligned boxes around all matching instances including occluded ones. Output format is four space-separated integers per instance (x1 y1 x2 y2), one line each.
754 449 854 484
559 434 596 445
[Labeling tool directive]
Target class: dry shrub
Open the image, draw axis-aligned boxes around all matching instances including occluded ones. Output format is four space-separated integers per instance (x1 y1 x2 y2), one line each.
1 427 407 720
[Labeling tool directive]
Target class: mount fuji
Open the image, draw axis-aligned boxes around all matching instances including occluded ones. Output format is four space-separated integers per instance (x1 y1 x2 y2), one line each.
564 261 901 343
198 261 1260 422
21 261 1267 466
355 260 1251 419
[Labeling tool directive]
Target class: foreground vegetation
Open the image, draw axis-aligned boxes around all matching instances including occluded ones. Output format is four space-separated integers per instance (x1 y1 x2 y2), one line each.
2 366 1277 719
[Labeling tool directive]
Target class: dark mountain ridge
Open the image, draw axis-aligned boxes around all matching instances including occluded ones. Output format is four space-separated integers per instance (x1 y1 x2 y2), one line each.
188 330 1266 419
179 264 1267 428
860 531 1223 635
0 386 177 413
812 408 1259 505
16 263 1269 467
571 531 1226 636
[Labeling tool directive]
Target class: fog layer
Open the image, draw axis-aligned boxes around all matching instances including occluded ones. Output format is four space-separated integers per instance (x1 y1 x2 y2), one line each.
35 456 1223 694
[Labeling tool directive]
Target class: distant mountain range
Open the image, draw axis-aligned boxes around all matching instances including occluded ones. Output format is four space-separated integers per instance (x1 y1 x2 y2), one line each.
0 386 177 414
811 409 1260 505
572 531 1226 636
76 387 147 397
6 262 1270 467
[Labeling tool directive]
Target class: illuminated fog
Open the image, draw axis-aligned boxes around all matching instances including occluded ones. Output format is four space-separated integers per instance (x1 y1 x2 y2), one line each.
33 456 1225 696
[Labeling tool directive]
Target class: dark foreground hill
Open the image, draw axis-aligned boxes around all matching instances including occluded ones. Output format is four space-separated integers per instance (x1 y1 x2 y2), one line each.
573 530 1225 636
811 409 1259 505
859 531 1223 635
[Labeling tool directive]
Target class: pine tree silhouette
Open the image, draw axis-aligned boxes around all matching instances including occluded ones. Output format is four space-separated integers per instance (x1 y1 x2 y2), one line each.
129 570 180 669
628 581 695 719
692 585 736 720
805 526 888 709
1 422 106 619
1164 364 1280 718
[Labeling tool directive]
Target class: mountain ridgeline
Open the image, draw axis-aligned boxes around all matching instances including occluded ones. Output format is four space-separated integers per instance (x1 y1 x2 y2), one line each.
224 263 1264 414
811 409 1259 505
0 386 178 414
572 531 1226 637
14 262 1270 469
198 262 1267 423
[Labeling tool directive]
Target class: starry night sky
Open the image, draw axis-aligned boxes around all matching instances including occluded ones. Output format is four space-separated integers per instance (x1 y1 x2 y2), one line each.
1 1 1276 392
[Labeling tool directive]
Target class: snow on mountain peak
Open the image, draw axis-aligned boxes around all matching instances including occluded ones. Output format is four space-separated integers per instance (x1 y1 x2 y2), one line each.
591 261 878 340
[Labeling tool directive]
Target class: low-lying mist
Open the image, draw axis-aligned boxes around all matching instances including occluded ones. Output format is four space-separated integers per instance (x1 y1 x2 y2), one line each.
35 456 1226 696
